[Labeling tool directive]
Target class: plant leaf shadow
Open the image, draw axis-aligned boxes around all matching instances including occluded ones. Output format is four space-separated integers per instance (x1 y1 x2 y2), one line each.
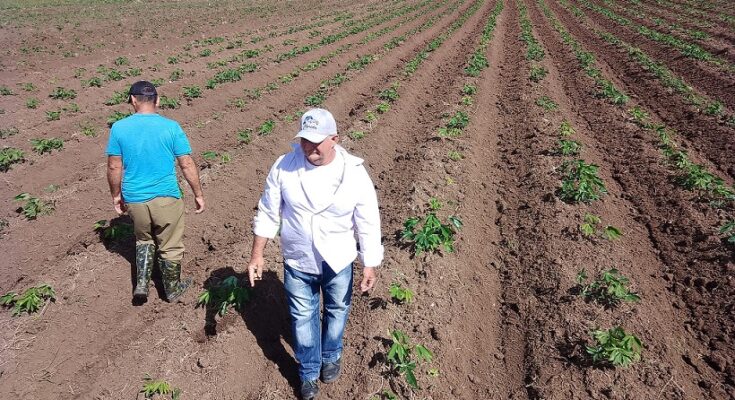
201 267 299 389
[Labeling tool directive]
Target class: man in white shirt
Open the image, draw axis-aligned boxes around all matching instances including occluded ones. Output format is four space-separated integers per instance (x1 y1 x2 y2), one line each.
246 108 383 400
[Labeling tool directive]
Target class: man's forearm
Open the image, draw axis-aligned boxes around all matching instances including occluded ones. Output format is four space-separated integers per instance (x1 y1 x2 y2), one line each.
181 164 204 197
107 159 122 197
107 171 121 196
251 235 269 258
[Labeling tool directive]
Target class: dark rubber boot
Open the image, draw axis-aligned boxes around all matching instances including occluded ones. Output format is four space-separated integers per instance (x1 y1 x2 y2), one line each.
133 244 155 301
160 259 191 302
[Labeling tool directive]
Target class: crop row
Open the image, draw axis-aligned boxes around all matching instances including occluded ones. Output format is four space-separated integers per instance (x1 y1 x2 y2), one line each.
544 0 735 241
518 0 642 368
0 0 449 176
604 0 713 42
198 0 437 92
574 0 735 72
559 0 734 125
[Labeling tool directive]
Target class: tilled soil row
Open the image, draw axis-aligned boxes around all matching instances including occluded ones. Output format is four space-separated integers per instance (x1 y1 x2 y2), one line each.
0 0 464 290
600 0 735 64
631 1 735 44
341 1 512 397
0 0 381 74
0 1 499 399
545 0 735 181
516 0 734 397
0 0 419 142
566 0 735 108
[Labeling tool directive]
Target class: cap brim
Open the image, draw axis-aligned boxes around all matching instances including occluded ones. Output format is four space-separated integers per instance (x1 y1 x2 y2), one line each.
294 130 328 143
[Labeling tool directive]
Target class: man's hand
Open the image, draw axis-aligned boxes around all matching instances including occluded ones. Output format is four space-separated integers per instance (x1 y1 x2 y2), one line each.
247 255 265 287
194 196 205 214
113 195 126 215
360 267 377 293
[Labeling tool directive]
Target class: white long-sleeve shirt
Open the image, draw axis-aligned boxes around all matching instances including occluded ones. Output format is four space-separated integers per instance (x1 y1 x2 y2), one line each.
253 144 384 275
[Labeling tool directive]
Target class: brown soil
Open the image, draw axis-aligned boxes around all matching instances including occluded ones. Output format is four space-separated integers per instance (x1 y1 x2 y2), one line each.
1 0 734 399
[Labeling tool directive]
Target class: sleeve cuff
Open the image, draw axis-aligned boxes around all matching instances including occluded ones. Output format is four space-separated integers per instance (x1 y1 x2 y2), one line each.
359 245 384 267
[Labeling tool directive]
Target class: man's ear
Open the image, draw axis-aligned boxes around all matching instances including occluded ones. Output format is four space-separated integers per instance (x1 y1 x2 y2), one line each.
155 96 160 108
331 134 340 144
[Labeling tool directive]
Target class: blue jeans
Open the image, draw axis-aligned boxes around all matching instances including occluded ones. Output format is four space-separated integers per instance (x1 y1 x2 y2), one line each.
284 262 353 382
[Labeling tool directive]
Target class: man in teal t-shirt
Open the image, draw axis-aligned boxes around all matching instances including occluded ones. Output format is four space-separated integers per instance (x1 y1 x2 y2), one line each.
106 81 205 303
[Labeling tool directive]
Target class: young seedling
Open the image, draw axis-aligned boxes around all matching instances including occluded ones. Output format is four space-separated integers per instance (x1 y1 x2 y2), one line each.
169 68 183 82
461 84 477 96
402 199 462 255
14 193 54 219
84 77 103 88
182 86 202 99
387 330 433 389
304 92 325 106
378 86 400 103
20 82 36 92
31 138 64 154
349 131 366 140
447 150 463 161
628 106 649 126
558 160 607 203
720 220 735 244
0 85 14 95
557 139 581 156
535 96 558 111
376 102 391 114
237 129 253 144
139 375 181 399
25 97 40 109
579 213 601 237
0 148 25 172
158 96 180 109
48 87 76 100
107 111 132 127
79 122 98 137
258 119 275 136
363 111 377 123
576 268 640 307
197 276 252 317
1 284 56 316
94 220 133 242
461 96 473 106
104 90 128 106
389 282 414 304
559 120 575 137
114 56 129 66
586 327 643 368
46 110 61 121
529 65 548 82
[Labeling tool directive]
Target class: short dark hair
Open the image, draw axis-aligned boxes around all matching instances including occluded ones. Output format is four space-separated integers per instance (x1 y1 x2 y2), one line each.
132 94 157 103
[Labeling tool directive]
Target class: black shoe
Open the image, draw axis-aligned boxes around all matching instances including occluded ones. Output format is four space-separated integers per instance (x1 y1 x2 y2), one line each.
321 358 341 384
300 380 319 400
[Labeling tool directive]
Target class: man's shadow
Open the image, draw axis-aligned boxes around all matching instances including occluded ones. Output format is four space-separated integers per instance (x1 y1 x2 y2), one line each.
98 215 166 305
202 267 299 388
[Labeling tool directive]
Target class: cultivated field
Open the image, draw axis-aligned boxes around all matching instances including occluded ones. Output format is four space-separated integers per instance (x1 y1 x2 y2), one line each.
0 0 734 399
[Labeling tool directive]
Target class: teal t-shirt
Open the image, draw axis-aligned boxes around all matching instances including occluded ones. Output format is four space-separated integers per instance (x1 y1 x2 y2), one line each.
106 113 192 204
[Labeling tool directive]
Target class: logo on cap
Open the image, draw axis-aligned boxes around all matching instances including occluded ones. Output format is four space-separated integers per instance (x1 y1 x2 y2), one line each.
302 115 319 131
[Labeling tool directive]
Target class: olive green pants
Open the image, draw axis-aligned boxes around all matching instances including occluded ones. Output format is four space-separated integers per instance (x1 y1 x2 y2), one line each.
127 197 185 262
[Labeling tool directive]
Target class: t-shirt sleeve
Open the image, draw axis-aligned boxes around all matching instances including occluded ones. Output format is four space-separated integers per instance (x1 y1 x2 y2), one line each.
105 125 122 156
172 123 192 156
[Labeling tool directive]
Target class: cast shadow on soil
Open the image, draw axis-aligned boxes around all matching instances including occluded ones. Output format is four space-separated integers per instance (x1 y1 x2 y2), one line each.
202 267 299 389
97 215 166 306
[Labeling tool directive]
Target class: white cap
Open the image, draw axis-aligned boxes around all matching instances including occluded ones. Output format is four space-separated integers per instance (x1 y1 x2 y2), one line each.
294 108 337 143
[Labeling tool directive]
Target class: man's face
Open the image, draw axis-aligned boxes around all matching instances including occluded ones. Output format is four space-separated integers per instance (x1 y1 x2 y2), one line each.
301 135 338 166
